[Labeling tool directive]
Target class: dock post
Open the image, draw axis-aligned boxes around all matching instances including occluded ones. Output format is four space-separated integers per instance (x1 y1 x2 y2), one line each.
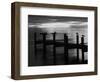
64 33 68 64
76 33 79 63
34 32 37 57
81 35 85 64
40 33 47 65
52 32 56 64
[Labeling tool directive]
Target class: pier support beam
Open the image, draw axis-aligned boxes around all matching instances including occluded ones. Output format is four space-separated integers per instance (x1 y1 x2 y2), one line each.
81 35 85 64
52 32 56 64
34 32 37 57
64 33 68 64
76 33 79 63
40 33 47 65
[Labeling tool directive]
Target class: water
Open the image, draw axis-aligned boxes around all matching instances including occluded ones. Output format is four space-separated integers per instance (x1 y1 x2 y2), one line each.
28 26 88 66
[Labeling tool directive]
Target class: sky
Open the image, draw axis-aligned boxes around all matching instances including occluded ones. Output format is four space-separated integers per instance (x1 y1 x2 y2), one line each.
28 15 88 43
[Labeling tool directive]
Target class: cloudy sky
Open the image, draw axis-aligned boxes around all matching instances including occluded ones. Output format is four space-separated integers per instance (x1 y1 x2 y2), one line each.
28 15 88 43
28 15 87 28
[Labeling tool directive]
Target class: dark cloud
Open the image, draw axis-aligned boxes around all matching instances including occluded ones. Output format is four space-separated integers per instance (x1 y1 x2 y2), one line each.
28 15 88 24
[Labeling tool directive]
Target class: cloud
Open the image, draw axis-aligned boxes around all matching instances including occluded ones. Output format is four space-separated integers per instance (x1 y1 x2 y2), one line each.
38 22 70 28
37 21 87 28
28 21 87 33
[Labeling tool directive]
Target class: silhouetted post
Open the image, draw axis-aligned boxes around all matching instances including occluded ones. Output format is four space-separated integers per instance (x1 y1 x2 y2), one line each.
76 33 79 63
64 33 68 64
40 33 47 65
81 35 85 63
52 32 56 64
34 32 37 56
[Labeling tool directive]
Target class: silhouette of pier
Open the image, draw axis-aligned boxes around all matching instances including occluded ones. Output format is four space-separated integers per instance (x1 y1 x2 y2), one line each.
33 32 88 65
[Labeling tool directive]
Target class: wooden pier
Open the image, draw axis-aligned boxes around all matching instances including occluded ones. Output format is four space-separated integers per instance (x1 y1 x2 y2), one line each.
33 32 88 65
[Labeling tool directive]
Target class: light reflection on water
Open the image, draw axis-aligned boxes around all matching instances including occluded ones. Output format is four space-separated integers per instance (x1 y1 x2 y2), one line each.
36 26 88 60
28 26 88 66
44 46 88 61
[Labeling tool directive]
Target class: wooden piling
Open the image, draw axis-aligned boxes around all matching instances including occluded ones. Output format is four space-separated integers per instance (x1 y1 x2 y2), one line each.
34 32 37 56
40 33 47 65
81 35 85 64
52 32 56 64
64 33 68 64
76 33 79 63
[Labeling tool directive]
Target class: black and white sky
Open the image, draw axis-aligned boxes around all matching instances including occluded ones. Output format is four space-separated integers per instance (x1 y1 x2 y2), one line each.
28 15 88 43
28 15 87 28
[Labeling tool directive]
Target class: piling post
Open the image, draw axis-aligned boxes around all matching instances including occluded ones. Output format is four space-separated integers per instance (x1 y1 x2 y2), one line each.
34 32 37 56
52 32 56 64
81 35 85 64
64 33 68 64
76 33 79 63
40 33 47 65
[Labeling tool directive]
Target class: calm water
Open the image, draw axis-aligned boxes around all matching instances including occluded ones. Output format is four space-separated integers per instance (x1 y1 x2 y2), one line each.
28 26 88 66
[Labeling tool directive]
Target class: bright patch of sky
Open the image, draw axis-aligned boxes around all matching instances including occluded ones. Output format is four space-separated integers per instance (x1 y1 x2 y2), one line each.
28 21 87 33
